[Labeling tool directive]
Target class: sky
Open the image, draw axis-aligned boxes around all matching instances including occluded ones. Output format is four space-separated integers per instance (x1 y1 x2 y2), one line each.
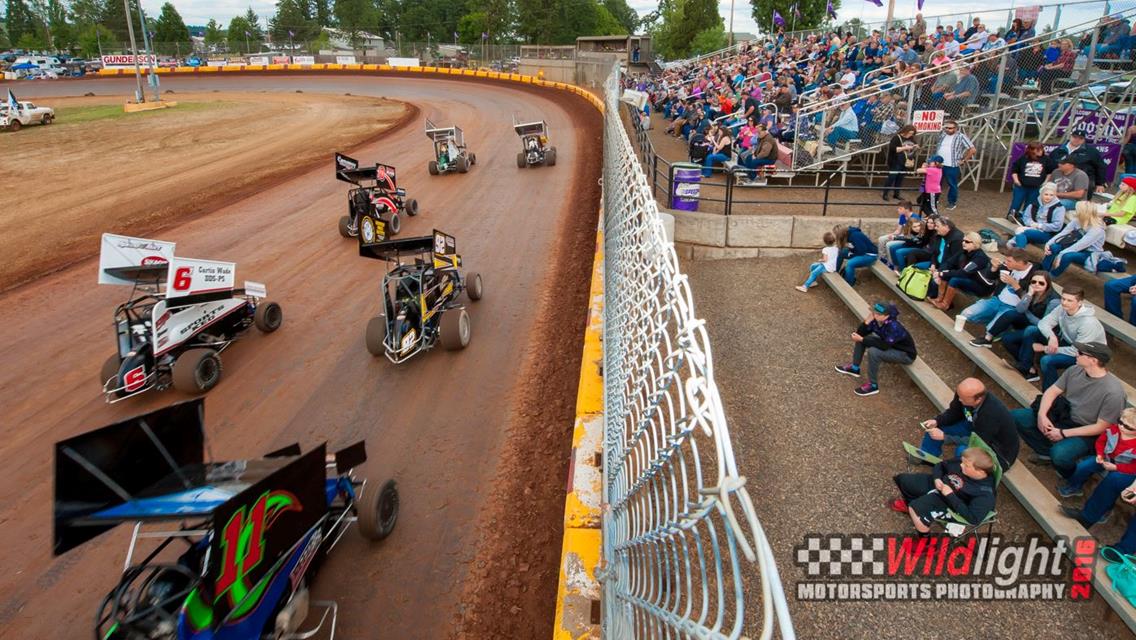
151 0 1113 38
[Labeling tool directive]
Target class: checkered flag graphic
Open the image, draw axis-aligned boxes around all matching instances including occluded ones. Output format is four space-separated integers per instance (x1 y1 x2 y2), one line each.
795 535 887 577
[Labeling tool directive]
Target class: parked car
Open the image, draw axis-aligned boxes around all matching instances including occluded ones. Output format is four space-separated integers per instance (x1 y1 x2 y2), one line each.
1 101 55 131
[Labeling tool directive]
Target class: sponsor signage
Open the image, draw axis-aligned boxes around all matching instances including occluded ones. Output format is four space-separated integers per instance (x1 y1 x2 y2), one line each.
206 60 228 67
292 55 316 65
912 109 945 133
165 257 236 299
100 54 157 68
336 55 357 64
249 56 269 65
387 57 421 67
272 56 291 64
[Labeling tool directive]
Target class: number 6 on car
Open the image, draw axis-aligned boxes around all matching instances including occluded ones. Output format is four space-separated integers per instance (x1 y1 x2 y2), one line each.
97 233 284 402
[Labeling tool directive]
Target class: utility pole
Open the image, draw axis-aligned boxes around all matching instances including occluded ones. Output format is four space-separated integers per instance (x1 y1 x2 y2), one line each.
886 0 895 31
123 0 144 102
135 0 160 101
728 0 734 47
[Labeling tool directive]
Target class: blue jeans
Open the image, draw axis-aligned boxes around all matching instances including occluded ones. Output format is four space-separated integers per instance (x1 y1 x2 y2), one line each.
825 127 858 146
1104 275 1136 324
702 153 729 177
1002 325 1075 386
884 240 907 266
1011 228 1053 249
948 276 988 297
1064 456 1106 491
1013 407 1095 477
843 254 878 285
893 247 930 270
1042 251 1089 277
1058 198 1079 212
961 297 1013 326
803 262 828 287
919 420 973 459
742 156 775 180
1079 471 1136 543
942 165 961 206
1009 185 1040 216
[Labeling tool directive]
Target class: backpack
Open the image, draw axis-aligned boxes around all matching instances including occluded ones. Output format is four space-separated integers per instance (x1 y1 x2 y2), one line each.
897 265 933 300
978 228 1001 253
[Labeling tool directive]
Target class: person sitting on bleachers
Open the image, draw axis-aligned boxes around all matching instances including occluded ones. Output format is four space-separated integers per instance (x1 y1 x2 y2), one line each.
1047 157 1091 212
914 378 1019 468
1042 202 1107 277
823 100 860 148
892 216 938 272
969 270 1059 349
1060 470 1136 544
1009 182 1065 248
834 224 878 286
891 448 997 535
834 301 917 397
930 231 996 311
923 217 965 297
1013 342 1126 477
1058 407 1136 498
955 247 1037 334
1102 177 1136 226
1104 275 1136 326
877 201 918 267
700 124 733 177
1002 286 1108 386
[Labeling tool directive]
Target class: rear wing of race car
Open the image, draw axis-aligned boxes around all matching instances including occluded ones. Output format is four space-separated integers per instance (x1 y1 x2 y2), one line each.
359 229 460 269
334 151 398 190
99 233 176 286
424 118 464 146
512 115 548 137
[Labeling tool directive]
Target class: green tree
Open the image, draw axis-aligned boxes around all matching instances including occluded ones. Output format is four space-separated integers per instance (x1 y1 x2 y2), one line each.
270 0 316 46
5 0 37 44
333 0 374 46
602 0 637 34
203 18 224 48
464 0 515 43
750 0 837 34
101 0 133 44
0 24 10 48
312 0 330 26
77 22 113 56
650 0 720 58
69 0 103 27
226 14 262 53
16 29 45 48
152 2 190 54
689 23 726 55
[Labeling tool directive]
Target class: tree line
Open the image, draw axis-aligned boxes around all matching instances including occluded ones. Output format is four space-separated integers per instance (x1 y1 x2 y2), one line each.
1 0 643 56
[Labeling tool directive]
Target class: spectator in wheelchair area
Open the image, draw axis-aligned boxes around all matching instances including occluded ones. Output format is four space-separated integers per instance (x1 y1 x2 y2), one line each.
891 448 997 535
1008 182 1065 248
834 301 917 397
1001 285 1107 387
915 378 1020 469
1013 341 1126 477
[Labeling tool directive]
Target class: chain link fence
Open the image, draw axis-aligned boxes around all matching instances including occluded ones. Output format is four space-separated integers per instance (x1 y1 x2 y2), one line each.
600 66 795 639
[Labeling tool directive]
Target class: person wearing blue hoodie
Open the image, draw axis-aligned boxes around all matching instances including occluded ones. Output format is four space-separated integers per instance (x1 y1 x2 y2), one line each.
1042 202 1108 277
1008 183 1066 249
834 224 878 285
835 301 917 397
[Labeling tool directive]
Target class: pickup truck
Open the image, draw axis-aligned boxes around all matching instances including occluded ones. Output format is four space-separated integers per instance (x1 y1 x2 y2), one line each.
1 101 55 131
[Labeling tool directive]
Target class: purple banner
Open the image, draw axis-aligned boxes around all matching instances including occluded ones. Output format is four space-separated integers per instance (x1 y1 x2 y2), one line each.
1005 141 1123 184
1054 108 1135 145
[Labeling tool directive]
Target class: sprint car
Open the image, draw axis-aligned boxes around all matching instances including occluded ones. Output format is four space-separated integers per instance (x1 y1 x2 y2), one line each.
513 117 557 168
425 119 477 175
358 225 483 363
53 399 399 640
98 233 283 402
335 152 419 238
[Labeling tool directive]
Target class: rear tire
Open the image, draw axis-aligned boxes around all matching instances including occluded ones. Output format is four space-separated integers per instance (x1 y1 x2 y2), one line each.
470 153 477 165
517 152 526 168
439 309 471 350
546 147 557 166
338 215 353 238
9 120 20 132
42 114 53 125
465 272 483 301
428 160 439 175
404 198 419 217
100 354 121 387
457 156 469 173
365 316 387 356
357 479 399 541
254 301 283 332
171 349 222 394
388 212 401 235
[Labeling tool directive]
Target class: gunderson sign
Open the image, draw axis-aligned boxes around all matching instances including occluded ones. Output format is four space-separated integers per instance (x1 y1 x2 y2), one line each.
101 54 158 68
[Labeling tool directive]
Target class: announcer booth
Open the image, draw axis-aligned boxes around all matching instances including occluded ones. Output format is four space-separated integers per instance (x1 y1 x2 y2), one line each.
575 35 652 68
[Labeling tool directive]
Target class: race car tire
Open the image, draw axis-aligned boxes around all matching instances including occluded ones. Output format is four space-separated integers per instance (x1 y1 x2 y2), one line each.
516 152 526 168
457 156 469 174
470 153 477 165
42 114 53 125
428 160 439 175
358 479 399 541
404 198 419 217
255 301 283 332
100 354 121 387
439 309 471 350
546 147 557 166
9 120 20 132
465 272 483 301
365 316 387 356
338 215 353 238
388 212 401 235
172 349 223 394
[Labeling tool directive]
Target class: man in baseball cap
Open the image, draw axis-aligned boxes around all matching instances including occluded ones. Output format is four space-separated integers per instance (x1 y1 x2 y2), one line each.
1050 127 1109 194
1046 155 1092 210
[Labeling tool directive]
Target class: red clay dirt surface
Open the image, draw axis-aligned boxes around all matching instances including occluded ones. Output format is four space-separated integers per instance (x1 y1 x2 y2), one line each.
0 74 601 640
0 91 412 292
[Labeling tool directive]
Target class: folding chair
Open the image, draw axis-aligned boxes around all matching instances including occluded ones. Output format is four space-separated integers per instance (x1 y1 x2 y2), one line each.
901 433 1002 539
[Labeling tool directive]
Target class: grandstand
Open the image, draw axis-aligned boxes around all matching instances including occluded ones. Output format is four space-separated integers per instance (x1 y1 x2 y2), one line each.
626 3 1136 636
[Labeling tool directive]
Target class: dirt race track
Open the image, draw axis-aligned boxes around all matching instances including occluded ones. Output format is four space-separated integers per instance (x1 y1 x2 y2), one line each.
0 75 601 639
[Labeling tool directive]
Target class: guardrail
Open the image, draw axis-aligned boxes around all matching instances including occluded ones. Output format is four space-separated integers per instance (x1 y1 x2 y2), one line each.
601 69 795 639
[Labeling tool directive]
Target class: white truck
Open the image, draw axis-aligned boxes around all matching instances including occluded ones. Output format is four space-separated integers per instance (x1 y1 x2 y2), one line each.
1 101 55 131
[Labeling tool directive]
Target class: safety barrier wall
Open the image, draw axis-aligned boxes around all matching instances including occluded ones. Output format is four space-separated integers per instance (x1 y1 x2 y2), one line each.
94 62 786 639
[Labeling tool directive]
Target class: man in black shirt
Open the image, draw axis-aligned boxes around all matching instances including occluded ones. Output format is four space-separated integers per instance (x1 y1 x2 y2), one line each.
916 378 1020 468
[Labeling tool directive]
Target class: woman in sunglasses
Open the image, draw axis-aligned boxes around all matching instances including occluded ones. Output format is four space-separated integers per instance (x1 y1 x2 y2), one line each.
1057 408 1136 498
969 271 1059 348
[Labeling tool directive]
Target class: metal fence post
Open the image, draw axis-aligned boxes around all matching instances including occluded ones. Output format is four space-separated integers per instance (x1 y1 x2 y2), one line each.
822 176 832 216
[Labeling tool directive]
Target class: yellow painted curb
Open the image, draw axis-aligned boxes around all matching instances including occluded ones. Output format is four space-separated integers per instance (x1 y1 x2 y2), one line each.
553 528 602 640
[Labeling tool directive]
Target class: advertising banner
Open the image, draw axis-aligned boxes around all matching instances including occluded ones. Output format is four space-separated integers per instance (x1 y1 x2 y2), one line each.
100 54 157 68
336 55 357 64
387 57 421 67
272 56 291 64
248 56 269 65
292 55 316 65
